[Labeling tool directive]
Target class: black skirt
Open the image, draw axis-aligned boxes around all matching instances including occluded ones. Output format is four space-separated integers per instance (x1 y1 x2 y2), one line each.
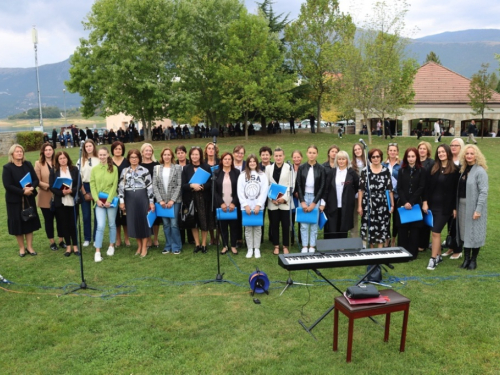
7 198 41 236
125 189 152 239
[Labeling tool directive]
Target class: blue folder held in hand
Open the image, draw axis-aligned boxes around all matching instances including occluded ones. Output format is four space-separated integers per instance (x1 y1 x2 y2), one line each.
53 177 72 190
423 210 433 227
296 207 319 224
216 208 238 220
155 203 175 218
188 168 211 184
242 210 264 226
398 204 423 224
20 172 32 188
268 183 287 200
98 192 119 208
146 209 157 228
386 190 392 211
318 211 328 230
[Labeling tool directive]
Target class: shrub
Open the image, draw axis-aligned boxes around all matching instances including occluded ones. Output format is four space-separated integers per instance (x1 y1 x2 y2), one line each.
16 131 44 152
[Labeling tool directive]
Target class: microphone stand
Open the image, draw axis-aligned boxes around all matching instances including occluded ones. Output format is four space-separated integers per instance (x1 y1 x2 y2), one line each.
63 142 98 295
280 161 311 295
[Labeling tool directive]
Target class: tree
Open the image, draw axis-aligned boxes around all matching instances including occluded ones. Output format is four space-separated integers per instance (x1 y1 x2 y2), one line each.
425 51 441 65
66 0 179 141
468 63 496 139
285 0 355 133
337 0 417 144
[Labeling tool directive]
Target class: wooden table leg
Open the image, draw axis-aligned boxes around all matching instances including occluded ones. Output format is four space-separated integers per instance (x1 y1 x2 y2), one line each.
400 306 409 352
347 317 354 363
333 307 339 352
384 313 391 342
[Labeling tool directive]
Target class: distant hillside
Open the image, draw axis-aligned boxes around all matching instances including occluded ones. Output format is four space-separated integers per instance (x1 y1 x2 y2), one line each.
1 29 500 118
0 58 81 119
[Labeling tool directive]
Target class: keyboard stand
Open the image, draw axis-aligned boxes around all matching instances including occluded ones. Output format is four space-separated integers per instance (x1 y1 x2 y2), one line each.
298 265 384 340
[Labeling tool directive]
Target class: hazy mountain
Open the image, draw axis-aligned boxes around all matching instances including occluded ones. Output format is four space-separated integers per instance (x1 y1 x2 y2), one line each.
1 29 499 118
0 58 81 119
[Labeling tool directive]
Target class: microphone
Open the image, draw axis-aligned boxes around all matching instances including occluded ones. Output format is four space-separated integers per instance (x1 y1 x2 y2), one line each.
359 139 368 149
286 160 293 168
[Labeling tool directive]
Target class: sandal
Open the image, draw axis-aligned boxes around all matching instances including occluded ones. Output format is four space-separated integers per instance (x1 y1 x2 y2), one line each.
230 247 238 255
273 246 280 255
283 247 289 254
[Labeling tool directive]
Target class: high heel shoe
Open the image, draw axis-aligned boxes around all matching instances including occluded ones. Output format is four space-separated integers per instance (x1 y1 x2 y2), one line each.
19 250 26 257
26 248 37 256
220 247 228 255
450 252 463 260
194 245 201 253
201 246 208 254
230 247 238 255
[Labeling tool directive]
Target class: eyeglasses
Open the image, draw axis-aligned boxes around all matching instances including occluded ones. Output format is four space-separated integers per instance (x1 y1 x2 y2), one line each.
371 155 381 159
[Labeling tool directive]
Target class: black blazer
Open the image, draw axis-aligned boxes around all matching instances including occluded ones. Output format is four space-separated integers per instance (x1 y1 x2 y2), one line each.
49 167 80 208
426 167 459 216
2 161 39 204
181 163 212 204
397 166 426 207
214 168 240 208
295 162 326 204
323 168 359 232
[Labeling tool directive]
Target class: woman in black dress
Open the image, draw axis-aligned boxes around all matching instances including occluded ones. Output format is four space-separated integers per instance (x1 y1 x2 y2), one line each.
422 144 459 269
140 143 161 248
2 144 41 256
417 141 435 253
111 141 130 247
181 147 214 253
358 148 394 248
396 147 427 260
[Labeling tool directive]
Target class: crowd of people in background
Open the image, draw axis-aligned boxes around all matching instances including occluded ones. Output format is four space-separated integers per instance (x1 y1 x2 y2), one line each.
3 134 489 271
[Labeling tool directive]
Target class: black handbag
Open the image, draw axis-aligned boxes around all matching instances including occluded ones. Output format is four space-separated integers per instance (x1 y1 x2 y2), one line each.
21 197 37 222
365 264 382 282
180 200 196 228
346 284 380 299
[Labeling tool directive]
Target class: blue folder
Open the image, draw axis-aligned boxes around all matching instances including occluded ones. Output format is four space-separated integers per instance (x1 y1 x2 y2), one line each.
53 177 72 190
398 204 423 224
292 197 299 212
318 211 328 230
155 203 175 218
423 210 433 227
385 190 391 211
268 183 287 200
216 208 238 220
242 210 264 226
296 207 319 224
188 167 211 184
98 192 119 208
146 209 157 228
19 172 32 188
210 165 219 173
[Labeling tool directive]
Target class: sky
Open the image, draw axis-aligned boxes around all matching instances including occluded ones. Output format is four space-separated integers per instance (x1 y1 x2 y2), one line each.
1 0 500 68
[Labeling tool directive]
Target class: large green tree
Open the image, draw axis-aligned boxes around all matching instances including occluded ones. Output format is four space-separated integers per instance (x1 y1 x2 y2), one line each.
285 0 354 133
66 0 180 141
468 63 496 139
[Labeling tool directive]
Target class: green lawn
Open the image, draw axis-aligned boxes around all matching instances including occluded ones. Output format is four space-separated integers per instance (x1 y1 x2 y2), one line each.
1 133 499 374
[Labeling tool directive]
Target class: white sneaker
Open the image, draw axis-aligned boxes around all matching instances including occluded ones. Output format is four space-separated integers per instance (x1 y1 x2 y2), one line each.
309 247 315 253
254 249 261 258
94 252 103 262
83 241 90 247
301 247 308 253
246 249 253 258
106 246 115 256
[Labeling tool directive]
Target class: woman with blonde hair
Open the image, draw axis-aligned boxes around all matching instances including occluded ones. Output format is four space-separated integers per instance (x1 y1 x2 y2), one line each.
456 145 488 270
140 143 161 249
350 143 366 238
450 137 465 166
78 139 99 246
2 144 41 256
35 142 64 251
204 142 220 245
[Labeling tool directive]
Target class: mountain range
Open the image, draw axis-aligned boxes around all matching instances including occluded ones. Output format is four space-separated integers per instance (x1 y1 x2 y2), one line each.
1 29 500 119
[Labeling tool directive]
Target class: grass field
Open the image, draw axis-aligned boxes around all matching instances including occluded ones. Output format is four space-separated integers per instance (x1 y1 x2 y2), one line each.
1 132 499 374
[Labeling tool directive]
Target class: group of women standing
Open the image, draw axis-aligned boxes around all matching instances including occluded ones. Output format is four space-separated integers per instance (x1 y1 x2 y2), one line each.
2 137 489 270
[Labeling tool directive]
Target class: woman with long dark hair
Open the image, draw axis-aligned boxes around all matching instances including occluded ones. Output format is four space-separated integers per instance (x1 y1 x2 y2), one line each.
291 150 303 246
111 141 130 247
50 151 80 256
78 139 99 247
396 147 426 260
35 143 64 251
237 154 268 258
214 152 240 255
175 145 194 246
350 143 366 238
90 147 118 262
322 145 340 172
417 141 435 253
3 144 41 256
181 146 214 254
204 142 220 246
358 148 394 248
118 149 155 257
422 144 459 270
295 145 326 253
456 145 488 270
323 151 359 239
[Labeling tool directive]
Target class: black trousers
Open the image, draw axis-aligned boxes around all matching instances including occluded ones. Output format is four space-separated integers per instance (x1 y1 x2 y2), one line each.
398 222 421 259
236 209 243 243
55 205 79 246
269 209 290 246
40 207 63 240
324 208 348 239
219 219 238 248
180 227 194 245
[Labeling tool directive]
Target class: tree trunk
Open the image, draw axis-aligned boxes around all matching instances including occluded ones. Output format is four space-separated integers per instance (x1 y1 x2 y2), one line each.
366 114 372 145
316 99 321 134
244 111 249 141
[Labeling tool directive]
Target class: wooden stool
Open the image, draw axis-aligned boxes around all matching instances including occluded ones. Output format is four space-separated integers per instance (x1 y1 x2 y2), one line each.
333 289 410 363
